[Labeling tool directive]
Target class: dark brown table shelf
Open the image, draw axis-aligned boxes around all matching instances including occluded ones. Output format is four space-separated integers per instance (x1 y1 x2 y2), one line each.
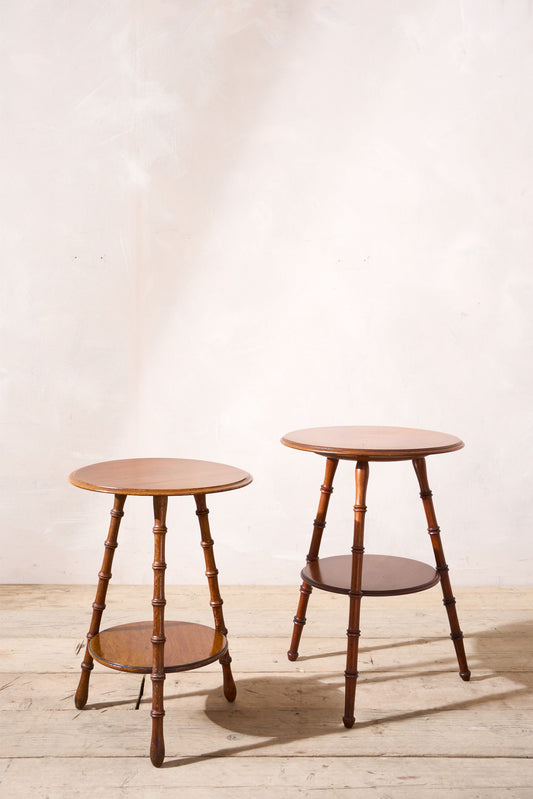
301 554 440 597
89 620 228 674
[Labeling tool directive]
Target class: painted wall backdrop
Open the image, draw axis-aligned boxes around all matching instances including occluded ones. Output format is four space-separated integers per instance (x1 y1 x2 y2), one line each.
1 1 532 585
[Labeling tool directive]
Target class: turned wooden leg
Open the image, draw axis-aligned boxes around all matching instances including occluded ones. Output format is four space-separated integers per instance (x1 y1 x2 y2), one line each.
75 494 126 710
150 495 167 768
412 457 471 681
195 493 236 702
288 457 338 661
343 460 369 728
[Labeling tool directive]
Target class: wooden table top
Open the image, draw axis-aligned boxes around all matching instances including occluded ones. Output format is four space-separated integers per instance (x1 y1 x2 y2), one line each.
281 426 464 461
69 458 253 496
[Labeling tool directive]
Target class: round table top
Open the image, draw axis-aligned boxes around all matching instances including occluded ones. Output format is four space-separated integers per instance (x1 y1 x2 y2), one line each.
69 458 253 496
281 426 464 461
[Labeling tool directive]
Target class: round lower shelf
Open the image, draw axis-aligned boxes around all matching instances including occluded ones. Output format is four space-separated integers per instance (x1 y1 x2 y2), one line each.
301 554 440 597
89 620 228 674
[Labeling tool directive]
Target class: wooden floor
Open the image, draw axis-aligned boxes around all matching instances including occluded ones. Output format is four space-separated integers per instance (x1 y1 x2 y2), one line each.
1 584 532 798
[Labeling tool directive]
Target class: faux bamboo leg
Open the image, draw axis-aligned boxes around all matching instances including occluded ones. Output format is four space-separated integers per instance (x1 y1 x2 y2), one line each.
412 457 471 681
75 493 126 710
288 457 338 661
343 460 369 729
150 495 167 768
195 493 236 702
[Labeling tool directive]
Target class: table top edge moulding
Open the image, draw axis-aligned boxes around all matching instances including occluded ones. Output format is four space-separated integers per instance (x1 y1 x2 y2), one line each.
281 425 464 461
69 457 253 495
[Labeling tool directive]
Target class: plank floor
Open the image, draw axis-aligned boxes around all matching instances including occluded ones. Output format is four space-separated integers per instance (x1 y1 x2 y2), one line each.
1 585 532 797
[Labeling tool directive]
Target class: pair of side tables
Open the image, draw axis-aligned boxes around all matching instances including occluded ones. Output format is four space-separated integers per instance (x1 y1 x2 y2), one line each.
70 426 470 767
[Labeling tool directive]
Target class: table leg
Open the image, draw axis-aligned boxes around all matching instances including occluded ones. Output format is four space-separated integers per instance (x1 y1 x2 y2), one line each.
150 495 167 767
75 493 126 710
195 493 236 702
343 460 369 728
412 457 471 681
288 457 338 661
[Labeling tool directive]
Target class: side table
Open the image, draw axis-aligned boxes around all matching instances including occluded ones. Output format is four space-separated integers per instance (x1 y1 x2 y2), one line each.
69 457 252 767
281 426 470 728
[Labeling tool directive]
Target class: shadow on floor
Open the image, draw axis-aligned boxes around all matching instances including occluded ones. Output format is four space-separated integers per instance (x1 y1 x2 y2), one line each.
158 617 533 767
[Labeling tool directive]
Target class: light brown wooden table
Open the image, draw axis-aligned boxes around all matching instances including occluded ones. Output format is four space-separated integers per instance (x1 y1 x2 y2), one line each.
69 457 252 767
281 426 470 729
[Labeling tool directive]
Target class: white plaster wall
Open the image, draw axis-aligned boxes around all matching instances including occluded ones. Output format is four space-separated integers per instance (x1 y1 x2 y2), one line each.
1 1 532 585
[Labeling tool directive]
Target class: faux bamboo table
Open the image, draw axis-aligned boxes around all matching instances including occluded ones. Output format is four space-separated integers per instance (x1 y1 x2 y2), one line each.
281 426 470 728
69 457 252 767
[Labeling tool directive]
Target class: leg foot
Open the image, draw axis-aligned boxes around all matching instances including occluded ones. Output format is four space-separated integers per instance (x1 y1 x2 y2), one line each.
287 652 298 662
220 652 237 702
343 668 358 728
74 663 92 709
287 582 312 661
150 716 165 767
453 632 471 680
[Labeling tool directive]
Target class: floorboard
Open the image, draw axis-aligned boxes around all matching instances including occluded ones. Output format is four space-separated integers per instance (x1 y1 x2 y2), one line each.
1 585 532 797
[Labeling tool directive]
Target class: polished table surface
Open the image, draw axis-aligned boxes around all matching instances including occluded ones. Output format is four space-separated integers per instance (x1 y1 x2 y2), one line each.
69 457 253 496
281 425 464 461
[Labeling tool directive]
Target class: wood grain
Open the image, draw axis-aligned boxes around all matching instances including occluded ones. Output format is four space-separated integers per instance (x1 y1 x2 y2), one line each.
89 621 227 673
1 585 532 797
69 458 252 496
281 426 464 461
301 554 440 596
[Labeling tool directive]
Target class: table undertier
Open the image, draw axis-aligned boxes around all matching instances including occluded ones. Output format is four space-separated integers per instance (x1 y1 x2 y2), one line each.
89 621 228 674
301 554 440 596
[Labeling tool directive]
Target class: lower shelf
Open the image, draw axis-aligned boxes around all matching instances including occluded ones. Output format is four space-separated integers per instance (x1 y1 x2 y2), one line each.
301 554 440 597
89 620 228 674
